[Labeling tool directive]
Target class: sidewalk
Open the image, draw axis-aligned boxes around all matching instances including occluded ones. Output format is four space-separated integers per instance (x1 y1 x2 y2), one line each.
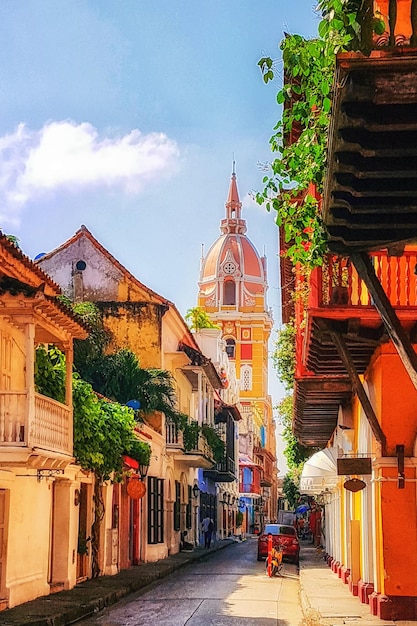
1 539 239 626
299 543 409 626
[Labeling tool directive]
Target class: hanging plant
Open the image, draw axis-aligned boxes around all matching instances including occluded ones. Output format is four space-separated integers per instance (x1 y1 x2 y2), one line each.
183 420 200 451
257 1 385 269
201 424 225 464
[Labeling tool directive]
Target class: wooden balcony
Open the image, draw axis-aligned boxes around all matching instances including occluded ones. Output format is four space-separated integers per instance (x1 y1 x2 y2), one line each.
0 391 72 462
166 421 214 469
253 445 276 487
204 456 236 483
302 250 417 376
294 249 417 446
239 481 262 498
323 1 417 254
239 465 262 497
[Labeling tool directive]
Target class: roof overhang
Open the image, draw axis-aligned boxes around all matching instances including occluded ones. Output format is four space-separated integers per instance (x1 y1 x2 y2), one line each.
294 377 352 448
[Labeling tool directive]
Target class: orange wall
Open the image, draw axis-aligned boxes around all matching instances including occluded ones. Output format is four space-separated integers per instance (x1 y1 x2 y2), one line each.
380 466 417 595
368 345 417 455
367 345 417 595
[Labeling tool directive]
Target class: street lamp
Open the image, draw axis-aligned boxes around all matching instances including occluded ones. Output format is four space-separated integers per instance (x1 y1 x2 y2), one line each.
138 462 150 482
193 484 200 498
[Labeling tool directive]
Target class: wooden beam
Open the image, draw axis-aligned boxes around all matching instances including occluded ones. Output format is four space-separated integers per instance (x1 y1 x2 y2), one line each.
352 251 417 391
328 327 386 448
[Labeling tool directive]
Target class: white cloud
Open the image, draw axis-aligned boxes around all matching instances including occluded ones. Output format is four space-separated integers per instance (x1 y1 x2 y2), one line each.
0 120 180 225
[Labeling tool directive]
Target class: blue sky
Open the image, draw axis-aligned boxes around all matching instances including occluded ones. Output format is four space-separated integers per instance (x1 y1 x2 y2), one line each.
1 1 319 470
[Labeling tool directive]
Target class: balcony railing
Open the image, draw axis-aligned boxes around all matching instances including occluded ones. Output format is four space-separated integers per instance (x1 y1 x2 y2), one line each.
309 251 417 309
166 420 214 462
214 456 235 475
0 391 72 456
189 433 213 460
357 0 417 50
166 420 184 448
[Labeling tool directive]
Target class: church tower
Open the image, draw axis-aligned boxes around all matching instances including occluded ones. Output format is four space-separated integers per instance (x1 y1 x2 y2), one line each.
198 165 277 528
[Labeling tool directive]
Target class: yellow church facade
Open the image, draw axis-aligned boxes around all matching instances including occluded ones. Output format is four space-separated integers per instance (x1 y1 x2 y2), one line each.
197 167 277 527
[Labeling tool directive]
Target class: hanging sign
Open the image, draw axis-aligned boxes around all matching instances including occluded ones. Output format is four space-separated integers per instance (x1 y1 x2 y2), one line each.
337 457 371 476
343 478 366 492
127 477 146 499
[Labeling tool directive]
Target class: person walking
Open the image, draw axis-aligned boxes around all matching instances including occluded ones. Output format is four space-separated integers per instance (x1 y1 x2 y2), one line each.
202 515 214 548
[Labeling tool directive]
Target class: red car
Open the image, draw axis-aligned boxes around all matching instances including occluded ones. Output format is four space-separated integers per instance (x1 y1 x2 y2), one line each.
257 523 300 565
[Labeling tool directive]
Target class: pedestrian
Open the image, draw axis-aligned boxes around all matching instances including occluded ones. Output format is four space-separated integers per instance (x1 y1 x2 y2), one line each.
202 515 214 548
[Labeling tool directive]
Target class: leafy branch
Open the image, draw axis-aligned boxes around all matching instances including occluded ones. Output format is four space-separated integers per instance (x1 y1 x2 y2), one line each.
257 1 384 268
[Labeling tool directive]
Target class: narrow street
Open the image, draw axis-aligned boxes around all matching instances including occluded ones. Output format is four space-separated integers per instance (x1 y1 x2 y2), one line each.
77 539 304 626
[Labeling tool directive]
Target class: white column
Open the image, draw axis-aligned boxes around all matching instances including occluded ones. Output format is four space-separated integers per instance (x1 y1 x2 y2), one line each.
25 323 36 444
64 343 73 452
197 371 202 424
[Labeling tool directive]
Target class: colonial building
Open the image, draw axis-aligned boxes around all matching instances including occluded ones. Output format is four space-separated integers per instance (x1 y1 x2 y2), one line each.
284 1 417 618
37 226 231 568
197 167 278 530
0 234 87 608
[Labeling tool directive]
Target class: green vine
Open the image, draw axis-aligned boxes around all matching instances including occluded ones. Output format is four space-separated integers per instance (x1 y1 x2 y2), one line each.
257 1 385 269
271 322 296 393
183 420 200 451
125 436 152 466
201 423 225 464
35 345 66 403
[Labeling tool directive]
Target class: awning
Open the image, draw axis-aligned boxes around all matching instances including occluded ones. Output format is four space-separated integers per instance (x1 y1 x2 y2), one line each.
300 447 339 495
123 455 139 470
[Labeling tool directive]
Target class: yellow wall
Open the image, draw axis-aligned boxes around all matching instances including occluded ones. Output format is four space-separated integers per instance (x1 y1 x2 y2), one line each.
102 302 162 369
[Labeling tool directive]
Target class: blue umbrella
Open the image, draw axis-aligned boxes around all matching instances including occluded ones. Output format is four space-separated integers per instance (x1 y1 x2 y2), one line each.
296 504 310 514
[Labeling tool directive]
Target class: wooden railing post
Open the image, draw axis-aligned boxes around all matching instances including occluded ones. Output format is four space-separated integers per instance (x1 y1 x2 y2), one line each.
389 0 398 45
411 0 417 45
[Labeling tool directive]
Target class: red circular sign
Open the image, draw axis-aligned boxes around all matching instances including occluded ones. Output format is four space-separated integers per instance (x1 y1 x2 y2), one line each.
127 478 146 499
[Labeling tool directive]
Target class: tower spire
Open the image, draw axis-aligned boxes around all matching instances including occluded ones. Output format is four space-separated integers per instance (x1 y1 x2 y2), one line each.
220 161 246 235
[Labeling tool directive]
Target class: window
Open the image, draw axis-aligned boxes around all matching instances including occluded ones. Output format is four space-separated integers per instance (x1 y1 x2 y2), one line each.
173 481 181 531
224 280 236 305
241 365 252 391
147 476 164 544
225 339 235 359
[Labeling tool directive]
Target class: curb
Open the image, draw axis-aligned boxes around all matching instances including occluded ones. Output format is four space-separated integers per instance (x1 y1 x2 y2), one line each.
2 540 238 626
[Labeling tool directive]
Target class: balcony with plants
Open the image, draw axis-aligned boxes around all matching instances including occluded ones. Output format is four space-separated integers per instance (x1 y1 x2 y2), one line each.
204 406 239 482
166 416 224 469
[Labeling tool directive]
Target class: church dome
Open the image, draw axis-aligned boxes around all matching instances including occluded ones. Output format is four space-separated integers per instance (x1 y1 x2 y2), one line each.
199 168 267 309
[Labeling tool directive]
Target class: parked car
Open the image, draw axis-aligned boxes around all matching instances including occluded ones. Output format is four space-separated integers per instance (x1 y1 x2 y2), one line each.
257 523 300 565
